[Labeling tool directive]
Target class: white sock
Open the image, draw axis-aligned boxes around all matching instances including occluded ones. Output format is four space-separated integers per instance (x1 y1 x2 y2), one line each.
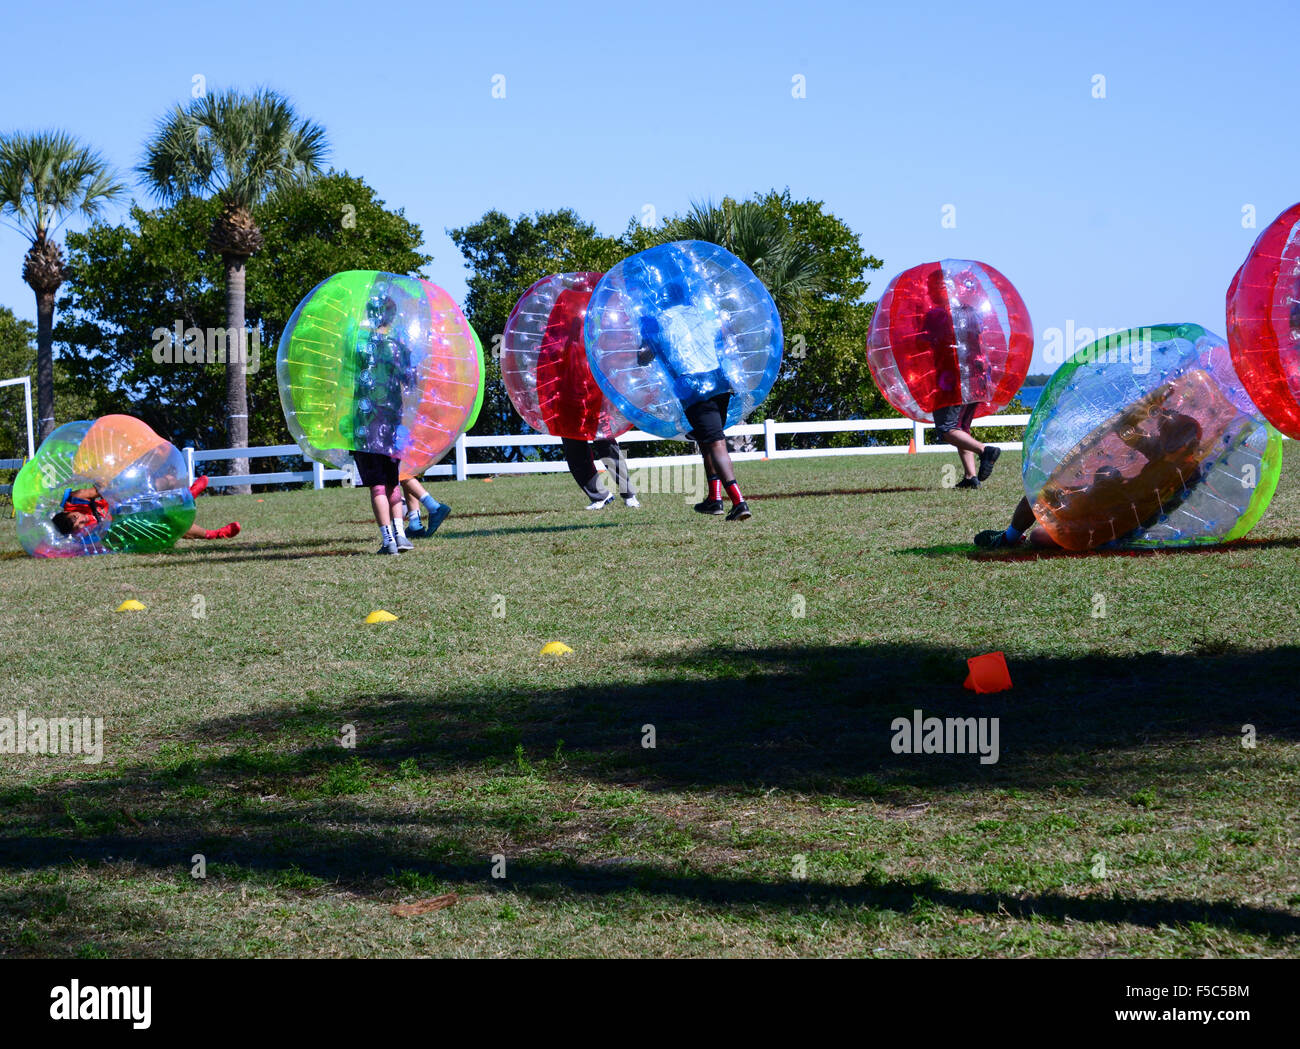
379 524 395 545
393 516 406 539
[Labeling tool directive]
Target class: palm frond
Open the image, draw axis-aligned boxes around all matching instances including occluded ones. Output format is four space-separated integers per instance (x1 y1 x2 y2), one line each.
138 87 328 208
0 130 125 241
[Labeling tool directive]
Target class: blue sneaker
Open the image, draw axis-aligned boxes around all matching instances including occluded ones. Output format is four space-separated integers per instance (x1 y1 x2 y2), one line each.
425 502 451 535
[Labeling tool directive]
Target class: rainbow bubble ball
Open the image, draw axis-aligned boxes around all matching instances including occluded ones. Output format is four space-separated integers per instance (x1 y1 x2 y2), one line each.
13 415 196 557
277 271 482 478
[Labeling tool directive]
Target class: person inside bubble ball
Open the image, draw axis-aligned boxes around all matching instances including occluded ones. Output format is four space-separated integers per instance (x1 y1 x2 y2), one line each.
924 268 1001 489
560 436 640 510
355 293 414 555
635 280 751 521
51 476 240 541
974 405 1203 550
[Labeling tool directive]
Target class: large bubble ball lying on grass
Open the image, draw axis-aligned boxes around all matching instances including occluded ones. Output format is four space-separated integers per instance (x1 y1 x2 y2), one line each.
277 270 482 479
502 272 631 440
583 241 783 439
866 259 1033 423
13 415 195 557
1226 201 1300 439
1023 323 1281 551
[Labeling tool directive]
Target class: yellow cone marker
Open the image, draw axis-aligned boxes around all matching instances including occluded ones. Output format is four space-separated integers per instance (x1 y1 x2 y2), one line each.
540 641 573 657
115 599 146 612
365 610 398 623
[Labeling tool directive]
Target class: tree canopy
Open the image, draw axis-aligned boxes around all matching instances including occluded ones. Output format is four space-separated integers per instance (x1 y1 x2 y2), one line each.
56 172 429 447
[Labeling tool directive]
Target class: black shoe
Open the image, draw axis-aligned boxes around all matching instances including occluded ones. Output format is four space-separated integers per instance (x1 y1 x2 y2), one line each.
955 476 980 489
974 528 1017 549
725 501 752 521
978 445 1001 481
694 499 725 516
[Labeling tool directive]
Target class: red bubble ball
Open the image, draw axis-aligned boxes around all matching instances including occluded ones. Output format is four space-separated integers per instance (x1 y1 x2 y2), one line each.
866 259 1033 423
1226 201 1300 439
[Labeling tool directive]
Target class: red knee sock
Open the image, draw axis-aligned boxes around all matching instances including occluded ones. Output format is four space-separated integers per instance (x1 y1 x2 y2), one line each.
204 522 241 539
708 476 723 501
722 480 744 505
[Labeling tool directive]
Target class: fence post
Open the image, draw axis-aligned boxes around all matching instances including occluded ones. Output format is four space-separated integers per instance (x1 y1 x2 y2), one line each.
183 447 195 485
913 420 925 451
312 460 324 490
454 433 468 481
22 377 34 459
763 418 777 459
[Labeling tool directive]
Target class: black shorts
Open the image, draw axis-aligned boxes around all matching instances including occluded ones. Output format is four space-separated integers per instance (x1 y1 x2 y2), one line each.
353 450 400 488
684 393 731 445
932 402 978 436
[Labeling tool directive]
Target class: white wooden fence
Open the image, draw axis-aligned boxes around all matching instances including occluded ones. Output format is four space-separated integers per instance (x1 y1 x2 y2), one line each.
174 413 1033 489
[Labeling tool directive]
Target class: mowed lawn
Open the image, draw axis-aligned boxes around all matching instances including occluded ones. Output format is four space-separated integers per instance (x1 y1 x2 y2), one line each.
1 451 1298 958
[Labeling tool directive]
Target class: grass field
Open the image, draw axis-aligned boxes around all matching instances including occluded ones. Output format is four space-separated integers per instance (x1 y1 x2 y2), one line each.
2 451 1298 958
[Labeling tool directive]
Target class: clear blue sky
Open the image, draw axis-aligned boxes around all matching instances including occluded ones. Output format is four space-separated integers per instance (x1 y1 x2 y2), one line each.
2 0 1297 374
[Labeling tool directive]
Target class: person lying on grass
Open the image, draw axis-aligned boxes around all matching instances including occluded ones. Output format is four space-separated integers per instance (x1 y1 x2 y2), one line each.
976 406 1204 550
51 475 241 541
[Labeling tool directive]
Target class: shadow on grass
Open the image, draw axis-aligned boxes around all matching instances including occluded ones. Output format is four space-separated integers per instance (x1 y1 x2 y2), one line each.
900 536 1300 560
758 486 931 501
3 640 1298 941
4 834 1297 942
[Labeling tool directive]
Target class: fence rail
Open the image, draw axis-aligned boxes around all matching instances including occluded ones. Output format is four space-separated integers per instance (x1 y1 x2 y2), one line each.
174 413 1034 489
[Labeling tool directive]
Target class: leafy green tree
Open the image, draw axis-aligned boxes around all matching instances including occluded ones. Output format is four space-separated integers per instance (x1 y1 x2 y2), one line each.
138 88 328 487
0 304 92 461
0 131 124 439
449 209 632 458
57 173 429 449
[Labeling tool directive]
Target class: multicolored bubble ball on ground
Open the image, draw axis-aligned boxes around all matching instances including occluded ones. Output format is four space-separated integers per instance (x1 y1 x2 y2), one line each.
866 259 1033 423
583 241 783 440
277 271 482 479
502 272 631 440
1226 201 1300 439
13 415 196 557
1022 323 1281 551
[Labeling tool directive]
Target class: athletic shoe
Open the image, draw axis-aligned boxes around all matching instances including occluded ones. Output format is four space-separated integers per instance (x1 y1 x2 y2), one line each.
955 477 980 489
377 540 401 555
624 496 641 508
395 532 414 552
586 493 615 510
978 446 1001 481
694 498 725 516
725 501 752 522
974 528 1018 549
189 475 209 497
426 503 452 533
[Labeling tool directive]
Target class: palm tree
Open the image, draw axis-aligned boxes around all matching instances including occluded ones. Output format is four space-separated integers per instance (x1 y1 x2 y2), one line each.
138 88 327 489
0 131 124 440
659 198 825 325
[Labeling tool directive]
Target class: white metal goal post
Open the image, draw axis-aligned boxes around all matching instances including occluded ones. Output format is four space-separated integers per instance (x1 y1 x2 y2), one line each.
0 377 35 497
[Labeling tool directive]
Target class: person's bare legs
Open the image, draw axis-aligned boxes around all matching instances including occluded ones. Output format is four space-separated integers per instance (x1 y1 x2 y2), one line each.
945 429 983 481
370 485 394 528
182 521 240 540
401 475 451 534
975 496 1038 549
